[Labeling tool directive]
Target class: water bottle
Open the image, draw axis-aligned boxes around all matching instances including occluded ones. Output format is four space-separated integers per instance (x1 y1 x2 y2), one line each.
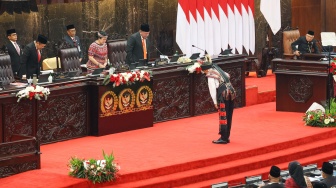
48 73 53 83
32 74 37 85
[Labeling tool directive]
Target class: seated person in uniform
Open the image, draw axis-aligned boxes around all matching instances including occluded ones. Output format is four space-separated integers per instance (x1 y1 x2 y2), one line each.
291 30 320 57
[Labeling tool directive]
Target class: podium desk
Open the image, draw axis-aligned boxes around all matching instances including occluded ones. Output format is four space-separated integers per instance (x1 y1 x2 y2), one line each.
89 80 153 136
272 58 330 112
151 54 246 122
0 54 246 144
300 53 326 61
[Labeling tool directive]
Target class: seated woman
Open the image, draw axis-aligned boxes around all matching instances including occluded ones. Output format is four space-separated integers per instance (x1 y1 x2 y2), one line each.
285 161 313 188
86 31 108 73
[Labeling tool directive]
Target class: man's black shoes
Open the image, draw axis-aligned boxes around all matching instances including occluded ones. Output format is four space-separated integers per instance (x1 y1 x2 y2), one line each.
212 139 228 144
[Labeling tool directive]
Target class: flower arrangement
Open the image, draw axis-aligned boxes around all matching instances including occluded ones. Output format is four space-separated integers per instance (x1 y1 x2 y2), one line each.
185 54 212 74
330 57 336 75
177 56 192 63
68 150 120 184
303 98 336 127
103 70 151 87
186 61 202 74
16 85 50 102
330 57 336 82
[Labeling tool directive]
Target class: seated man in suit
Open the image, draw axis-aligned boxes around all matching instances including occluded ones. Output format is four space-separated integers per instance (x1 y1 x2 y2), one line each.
64 24 83 62
6 29 23 77
261 166 284 188
321 162 336 188
126 23 150 65
19 34 48 79
291 30 320 57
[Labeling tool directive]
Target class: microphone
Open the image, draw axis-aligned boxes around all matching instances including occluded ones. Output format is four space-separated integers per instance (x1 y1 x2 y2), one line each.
192 45 208 54
315 40 328 60
153 45 164 55
153 45 169 64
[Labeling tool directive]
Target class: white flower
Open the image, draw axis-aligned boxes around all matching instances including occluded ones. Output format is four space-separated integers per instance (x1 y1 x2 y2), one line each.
186 62 201 73
83 160 90 170
178 57 192 63
16 85 50 102
97 160 106 168
324 118 330 124
331 118 334 122
113 163 121 170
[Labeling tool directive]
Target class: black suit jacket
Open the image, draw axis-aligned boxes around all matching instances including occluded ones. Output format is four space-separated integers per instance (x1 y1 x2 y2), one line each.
261 182 284 188
64 35 83 59
126 32 150 65
322 176 336 188
6 41 22 75
291 36 320 54
19 42 42 79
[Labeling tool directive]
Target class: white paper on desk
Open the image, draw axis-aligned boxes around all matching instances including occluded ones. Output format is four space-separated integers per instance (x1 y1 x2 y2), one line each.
321 32 336 46
40 70 54 74
10 82 27 87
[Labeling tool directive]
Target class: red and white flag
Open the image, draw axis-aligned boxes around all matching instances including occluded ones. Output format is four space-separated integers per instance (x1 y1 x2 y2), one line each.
260 0 281 34
227 0 235 53
204 0 214 55
248 0 255 54
211 0 221 55
189 0 198 54
196 0 205 56
241 0 250 54
176 0 256 56
234 0 243 54
219 0 229 51
176 0 191 56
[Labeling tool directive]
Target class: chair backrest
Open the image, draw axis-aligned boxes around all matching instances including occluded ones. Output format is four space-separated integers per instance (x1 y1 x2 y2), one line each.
283 29 300 56
107 39 127 67
0 54 15 85
58 47 81 72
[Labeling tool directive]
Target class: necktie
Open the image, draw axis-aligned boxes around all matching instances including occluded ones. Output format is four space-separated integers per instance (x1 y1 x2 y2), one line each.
14 42 20 55
37 49 41 62
142 38 147 59
72 37 77 47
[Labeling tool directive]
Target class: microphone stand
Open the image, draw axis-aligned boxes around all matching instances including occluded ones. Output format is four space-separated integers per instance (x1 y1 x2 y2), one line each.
192 45 208 55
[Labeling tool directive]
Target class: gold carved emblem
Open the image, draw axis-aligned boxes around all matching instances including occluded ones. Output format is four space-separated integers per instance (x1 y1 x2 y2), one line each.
100 91 118 116
136 85 153 108
118 88 135 112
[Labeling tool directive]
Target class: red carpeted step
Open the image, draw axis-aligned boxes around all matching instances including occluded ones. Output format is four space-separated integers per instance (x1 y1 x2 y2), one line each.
110 136 336 188
176 151 336 188
111 128 336 185
245 69 275 105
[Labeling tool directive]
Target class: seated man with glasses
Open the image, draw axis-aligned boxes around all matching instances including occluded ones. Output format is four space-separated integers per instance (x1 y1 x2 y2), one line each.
64 24 83 62
291 30 320 57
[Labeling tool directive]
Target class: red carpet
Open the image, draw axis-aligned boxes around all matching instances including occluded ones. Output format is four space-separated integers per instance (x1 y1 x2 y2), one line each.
1 72 335 188
1 102 336 188
245 70 276 106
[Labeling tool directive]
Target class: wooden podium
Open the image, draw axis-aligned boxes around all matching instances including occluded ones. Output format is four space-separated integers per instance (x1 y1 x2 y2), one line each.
272 58 330 112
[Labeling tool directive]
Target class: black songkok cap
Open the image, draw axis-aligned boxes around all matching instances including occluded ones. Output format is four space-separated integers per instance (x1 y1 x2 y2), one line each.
270 165 281 178
322 162 333 175
140 23 150 32
201 61 212 70
307 30 315 36
37 34 48 44
6 29 16 36
66 24 75 30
